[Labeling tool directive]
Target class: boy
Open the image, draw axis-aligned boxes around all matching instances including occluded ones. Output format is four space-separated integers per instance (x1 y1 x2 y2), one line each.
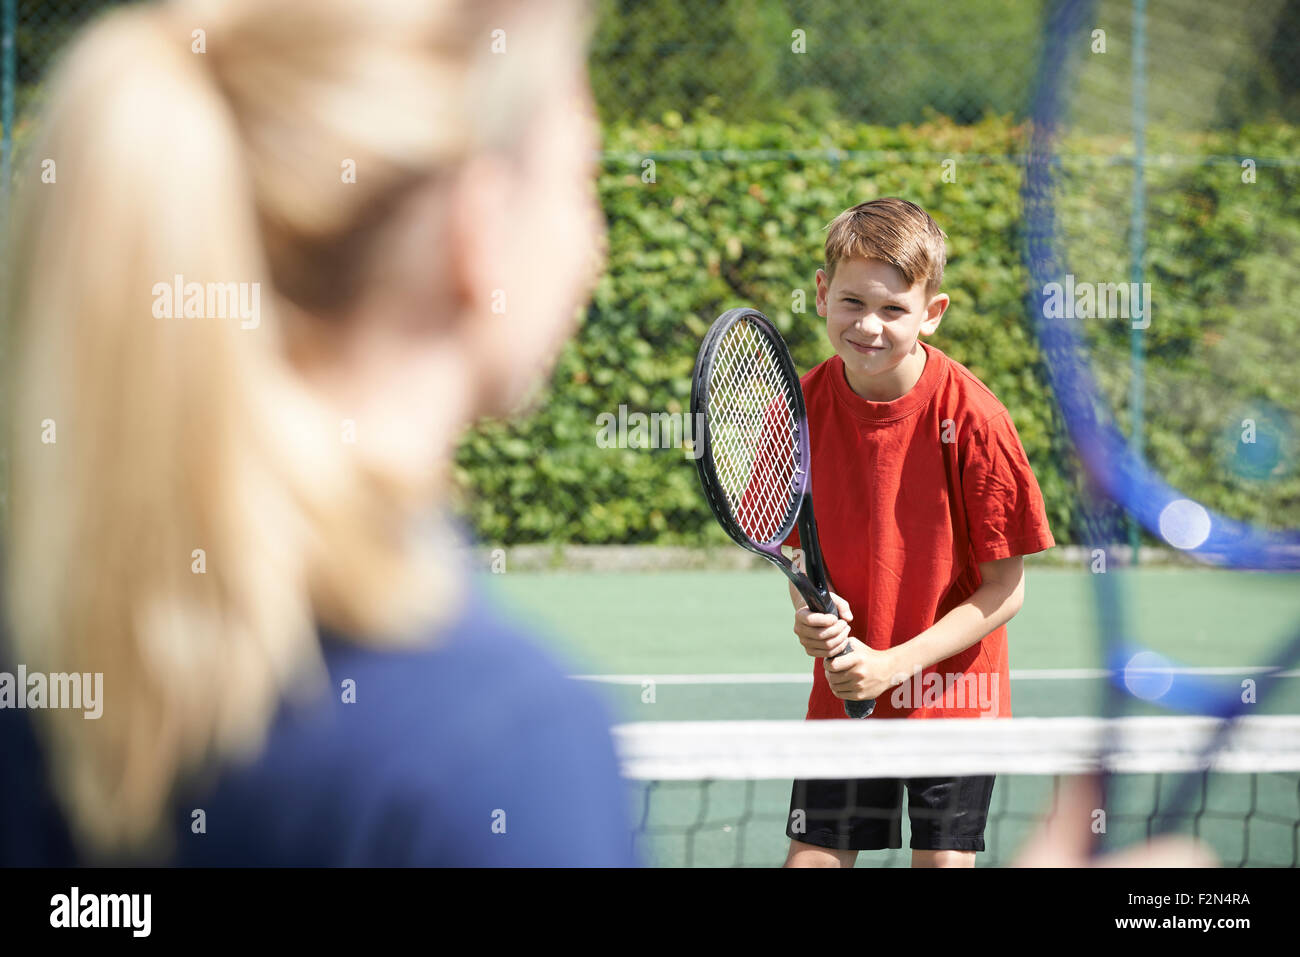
783 198 1054 868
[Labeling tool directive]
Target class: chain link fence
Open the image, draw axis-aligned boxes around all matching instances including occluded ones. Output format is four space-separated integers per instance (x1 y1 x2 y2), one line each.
6 1 1297 168
588 0 1048 127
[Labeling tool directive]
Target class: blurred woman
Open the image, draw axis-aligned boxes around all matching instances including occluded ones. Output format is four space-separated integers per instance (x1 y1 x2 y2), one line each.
0 0 632 865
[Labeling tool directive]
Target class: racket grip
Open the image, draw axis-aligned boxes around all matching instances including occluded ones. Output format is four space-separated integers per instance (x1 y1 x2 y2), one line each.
844 697 875 719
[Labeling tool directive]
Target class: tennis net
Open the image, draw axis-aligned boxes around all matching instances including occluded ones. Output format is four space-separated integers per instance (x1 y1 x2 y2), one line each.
613 716 1300 867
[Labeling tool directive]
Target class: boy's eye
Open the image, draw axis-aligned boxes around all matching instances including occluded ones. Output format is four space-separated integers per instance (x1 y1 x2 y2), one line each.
841 298 905 312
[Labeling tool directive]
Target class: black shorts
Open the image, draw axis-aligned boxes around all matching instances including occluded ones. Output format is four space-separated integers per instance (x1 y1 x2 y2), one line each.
786 775 996 853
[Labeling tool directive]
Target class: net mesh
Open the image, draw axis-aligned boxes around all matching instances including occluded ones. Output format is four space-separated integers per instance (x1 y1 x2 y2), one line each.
705 320 800 544
615 717 1300 867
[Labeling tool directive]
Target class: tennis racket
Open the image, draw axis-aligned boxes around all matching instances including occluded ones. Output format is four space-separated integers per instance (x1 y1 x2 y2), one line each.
690 307 874 719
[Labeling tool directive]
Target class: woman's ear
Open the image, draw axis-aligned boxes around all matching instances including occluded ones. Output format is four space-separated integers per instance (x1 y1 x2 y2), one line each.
445 153 515 335
356 161 509 341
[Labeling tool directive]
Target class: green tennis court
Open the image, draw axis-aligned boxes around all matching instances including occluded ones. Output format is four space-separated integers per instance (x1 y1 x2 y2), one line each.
488 565 1300 866
489 566 1300 720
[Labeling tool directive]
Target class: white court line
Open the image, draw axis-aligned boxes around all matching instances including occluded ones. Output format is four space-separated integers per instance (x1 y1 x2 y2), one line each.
574 667 1300 685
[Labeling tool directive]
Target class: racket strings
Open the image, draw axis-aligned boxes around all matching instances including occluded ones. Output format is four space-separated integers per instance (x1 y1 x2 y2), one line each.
707 322 800 543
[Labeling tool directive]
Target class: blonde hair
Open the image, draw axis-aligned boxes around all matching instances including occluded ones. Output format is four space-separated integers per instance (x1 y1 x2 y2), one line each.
824 197 948 296
2 0 577 859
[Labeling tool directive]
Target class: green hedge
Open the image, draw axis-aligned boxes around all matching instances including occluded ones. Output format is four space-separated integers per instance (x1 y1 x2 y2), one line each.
457 112 1300 547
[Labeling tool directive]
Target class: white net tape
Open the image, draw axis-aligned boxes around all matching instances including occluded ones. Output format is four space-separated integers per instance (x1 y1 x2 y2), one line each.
615 716 1300 780
707 321 800 543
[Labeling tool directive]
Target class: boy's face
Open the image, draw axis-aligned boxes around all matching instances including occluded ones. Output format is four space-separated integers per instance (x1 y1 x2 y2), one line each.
816 256 948 397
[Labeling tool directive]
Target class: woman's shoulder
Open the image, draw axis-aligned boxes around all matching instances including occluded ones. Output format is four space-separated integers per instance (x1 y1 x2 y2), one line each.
172 588 634 866
310 588 614 760
319 587 582 705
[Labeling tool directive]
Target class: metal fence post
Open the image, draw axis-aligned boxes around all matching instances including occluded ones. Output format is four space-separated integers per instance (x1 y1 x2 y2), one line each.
1127 0 1147 565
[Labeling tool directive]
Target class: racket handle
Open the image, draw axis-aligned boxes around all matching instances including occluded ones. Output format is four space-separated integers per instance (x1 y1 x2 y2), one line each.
844 697 875 719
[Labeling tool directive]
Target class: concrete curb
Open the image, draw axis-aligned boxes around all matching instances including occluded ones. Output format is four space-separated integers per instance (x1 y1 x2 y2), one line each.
471 543 1206 573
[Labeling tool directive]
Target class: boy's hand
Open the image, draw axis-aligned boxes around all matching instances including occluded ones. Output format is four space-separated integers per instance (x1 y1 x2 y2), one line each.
793 592 854 658
824 643 903 703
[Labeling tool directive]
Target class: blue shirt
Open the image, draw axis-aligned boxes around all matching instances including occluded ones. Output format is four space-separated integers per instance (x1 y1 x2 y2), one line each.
0 584 637 866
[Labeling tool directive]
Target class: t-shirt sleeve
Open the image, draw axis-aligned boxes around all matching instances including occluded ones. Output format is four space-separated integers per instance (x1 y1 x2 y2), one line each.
961 411 1055 564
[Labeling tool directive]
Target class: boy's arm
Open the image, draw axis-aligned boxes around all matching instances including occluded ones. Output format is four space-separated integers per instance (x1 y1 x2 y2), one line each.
823 555 1025 700
884 554 1025 681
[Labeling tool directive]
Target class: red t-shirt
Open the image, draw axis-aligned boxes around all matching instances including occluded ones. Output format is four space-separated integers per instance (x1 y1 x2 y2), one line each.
785 342 1055 720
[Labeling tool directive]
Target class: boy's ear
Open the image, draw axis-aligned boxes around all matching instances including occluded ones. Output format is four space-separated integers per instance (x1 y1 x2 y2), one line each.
920 293 949 335
814 268 829 316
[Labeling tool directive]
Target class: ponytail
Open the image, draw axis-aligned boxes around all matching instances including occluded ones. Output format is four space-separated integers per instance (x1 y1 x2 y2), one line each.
1 0 512 856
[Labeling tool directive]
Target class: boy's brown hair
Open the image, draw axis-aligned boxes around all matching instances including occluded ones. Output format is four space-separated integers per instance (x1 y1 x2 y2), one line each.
824 197 948 297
